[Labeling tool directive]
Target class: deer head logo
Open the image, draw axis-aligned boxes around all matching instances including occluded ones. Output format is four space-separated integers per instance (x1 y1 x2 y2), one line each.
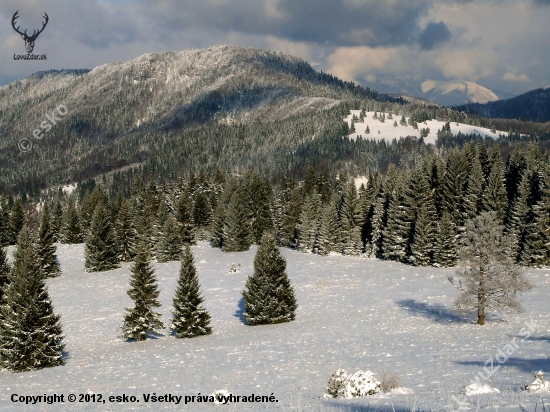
11 11 49 54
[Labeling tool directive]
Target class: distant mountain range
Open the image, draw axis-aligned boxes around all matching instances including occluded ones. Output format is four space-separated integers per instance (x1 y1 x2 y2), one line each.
363 76 514 106
456 87 550 123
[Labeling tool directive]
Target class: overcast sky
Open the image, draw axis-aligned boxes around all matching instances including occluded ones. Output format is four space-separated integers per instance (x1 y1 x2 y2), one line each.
1 0 549 96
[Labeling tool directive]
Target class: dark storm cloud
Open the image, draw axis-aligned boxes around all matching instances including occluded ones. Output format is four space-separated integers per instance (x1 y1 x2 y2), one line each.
419 21 452 50
534 0 550 5
137 0 433 47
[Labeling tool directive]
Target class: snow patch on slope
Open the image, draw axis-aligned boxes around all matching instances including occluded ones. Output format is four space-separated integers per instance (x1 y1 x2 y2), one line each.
344 110 503 145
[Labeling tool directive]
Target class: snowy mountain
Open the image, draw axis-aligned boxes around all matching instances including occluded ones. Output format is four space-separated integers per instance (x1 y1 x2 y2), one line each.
420 80 498 106
363 76 510 106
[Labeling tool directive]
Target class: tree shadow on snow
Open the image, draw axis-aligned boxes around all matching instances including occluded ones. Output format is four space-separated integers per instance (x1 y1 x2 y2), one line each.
455 357 550 374
523 335 550 343
396 299 465 324
234 297 248 325
324 401 425 412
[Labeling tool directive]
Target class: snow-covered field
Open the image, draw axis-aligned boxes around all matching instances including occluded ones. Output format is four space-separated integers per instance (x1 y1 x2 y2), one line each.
1 243 549 411
344 110 503 145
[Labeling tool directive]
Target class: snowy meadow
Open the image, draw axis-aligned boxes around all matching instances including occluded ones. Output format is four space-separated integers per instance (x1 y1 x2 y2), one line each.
1 242 549 411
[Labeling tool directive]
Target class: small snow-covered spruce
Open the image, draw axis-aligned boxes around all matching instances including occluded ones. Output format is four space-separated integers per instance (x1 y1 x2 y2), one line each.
365 125 370 134
85 201 120 272
0 227 65 371
37 203 61 279
523 371 550 392
170 245 212 338
121 243 164 341
324 369 381 398
242 233 297 325
156 215 183 263
324 369 349 398
448 212 533 325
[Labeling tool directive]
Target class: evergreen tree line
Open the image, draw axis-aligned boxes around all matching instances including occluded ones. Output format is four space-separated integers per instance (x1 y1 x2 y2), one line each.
4 140 550 269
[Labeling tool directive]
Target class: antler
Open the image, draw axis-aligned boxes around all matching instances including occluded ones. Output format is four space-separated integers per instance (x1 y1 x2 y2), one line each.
11 10 27 37
28 13 49 40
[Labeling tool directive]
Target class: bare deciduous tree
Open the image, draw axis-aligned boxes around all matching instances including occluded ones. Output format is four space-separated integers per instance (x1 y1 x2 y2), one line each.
448 212 533 325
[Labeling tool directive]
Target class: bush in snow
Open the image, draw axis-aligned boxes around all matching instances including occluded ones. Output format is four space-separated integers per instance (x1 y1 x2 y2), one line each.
211 389 231 404
380 369 401 393
324 369 349 398
461 382 500 396
324 369 381 399
523 371 550 392
228 263 240 273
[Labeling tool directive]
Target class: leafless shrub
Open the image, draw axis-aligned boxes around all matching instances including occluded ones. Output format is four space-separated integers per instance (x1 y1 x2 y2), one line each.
380 369 401 392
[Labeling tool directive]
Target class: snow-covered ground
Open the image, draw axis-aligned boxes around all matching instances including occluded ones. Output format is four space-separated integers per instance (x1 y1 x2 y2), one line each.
344 110 503 145
1 243 549 411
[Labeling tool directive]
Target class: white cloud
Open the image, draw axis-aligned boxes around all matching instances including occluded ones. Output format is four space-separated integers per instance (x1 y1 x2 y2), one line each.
502 73 530 82
326 46 409 83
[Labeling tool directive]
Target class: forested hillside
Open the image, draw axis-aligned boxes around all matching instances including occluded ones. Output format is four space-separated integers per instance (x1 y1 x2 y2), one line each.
457 87 550 123
0 45 386 195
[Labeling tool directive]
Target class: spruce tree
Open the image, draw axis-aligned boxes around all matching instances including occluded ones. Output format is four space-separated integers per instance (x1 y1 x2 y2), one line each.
151 199 170 258
433 212 458 267
410 204 434 266
51 199 63 243
193 191 212 229
210 202 225 248
85 201 120 272
171 245 212 338
482 151 507 222
505 147 527 208
156 215 182 263
383 188 409 262
462 153 484 222
175 191 196 245
440 149 468 227
9 198 25 245
121 243 164 341
37 203 61 279
242 233 297 325
280 186 302 248
366 194 385 258
0 227 65 371
62 197 82 244
0 246 9 304
223 190 252 252
520 174 550 267
0 196 11 247
340 180 363 255
241 171 274 243
298 193 321 252
314 194 341 255
116 199 137 262
506 172 531 261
